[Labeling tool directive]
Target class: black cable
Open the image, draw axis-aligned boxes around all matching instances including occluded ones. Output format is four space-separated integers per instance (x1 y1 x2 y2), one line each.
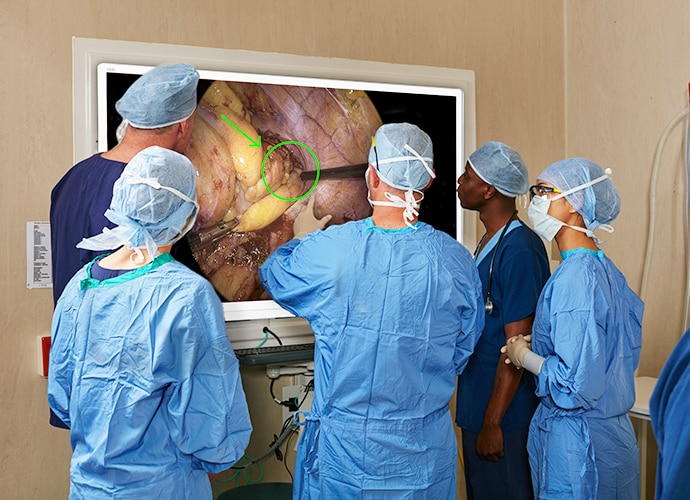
277 414 298 481
263 326 283 345
281 414 294 432
297 379 314 409
270 378 279 403
230 418 299 469
282 429 296 482
230 379 311 471
270 378 300 410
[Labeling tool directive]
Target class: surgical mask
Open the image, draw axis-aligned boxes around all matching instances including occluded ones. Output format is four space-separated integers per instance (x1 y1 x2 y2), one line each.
528 195 602 242
528 173 614 244
527 195 564 242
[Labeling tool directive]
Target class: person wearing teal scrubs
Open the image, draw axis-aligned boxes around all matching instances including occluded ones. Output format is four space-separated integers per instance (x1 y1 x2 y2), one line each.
48 146 251 499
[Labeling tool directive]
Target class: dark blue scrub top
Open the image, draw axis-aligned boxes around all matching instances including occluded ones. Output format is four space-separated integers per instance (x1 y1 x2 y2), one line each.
456 221 550 433
50 154 127 305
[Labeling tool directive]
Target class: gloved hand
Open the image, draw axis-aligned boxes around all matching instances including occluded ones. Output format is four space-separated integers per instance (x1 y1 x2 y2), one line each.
501 334 531 369
523 334 532 350
293 196 332 239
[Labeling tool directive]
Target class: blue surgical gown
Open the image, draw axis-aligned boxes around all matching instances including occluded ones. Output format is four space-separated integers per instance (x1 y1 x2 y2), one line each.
259 218 484 499
529 249 643 499
650 327 690 500
48 253 252 500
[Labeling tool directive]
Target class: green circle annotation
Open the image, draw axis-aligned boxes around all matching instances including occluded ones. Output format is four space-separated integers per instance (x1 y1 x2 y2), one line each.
261 141 320 202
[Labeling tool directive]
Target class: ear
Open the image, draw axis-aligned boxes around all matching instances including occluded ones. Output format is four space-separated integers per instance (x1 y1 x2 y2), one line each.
368 165 381 188
484 184 497 200
177 118 192 140
566 209 586 227
422 171 435 191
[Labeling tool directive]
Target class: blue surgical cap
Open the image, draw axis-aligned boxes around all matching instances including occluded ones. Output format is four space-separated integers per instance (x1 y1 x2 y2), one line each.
77 146 198 257
538 157 620 231
367 123 434 191
468 141 529 197
115 63 199 129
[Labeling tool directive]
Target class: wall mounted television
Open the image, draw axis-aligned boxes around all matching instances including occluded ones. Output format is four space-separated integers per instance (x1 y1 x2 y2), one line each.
73 38 476 339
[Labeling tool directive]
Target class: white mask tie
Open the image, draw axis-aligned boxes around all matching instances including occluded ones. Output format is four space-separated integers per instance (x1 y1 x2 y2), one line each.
528 195 614 244
369 190 424 229
549 168 612 202
374 143 435 180
122 171 199 210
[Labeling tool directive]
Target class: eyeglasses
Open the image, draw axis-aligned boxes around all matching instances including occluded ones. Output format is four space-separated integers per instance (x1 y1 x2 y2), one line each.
529 185 561 199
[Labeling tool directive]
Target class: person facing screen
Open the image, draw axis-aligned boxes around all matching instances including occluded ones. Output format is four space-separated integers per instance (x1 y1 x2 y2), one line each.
49 63 200 429
259 122 484 499
48 146 251 499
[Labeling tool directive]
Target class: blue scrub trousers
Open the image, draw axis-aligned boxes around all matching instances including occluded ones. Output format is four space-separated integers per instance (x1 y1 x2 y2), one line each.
461 427 533 500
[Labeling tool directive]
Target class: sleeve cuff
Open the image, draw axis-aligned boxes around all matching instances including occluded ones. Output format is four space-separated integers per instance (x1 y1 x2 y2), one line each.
523 350 545 375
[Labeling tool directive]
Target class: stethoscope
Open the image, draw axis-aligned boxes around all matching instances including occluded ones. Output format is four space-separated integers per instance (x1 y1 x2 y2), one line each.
475 210 518 315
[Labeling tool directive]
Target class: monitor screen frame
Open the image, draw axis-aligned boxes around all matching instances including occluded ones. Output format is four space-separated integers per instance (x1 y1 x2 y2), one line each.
73 37 477 323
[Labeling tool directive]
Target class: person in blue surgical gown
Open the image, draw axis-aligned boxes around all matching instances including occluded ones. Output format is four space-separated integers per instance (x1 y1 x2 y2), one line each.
50 63 200 306
47 146 252 500
650 327 690 499
49 63 201 429
259 123 485 499
503 157 643 499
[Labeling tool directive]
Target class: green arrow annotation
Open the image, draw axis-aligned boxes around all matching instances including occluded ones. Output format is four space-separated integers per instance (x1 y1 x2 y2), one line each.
220 114 261 148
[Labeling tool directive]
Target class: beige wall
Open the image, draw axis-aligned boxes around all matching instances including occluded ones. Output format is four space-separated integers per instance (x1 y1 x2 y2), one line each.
565 0 690 377
6 0 685 497
563 6 690 491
